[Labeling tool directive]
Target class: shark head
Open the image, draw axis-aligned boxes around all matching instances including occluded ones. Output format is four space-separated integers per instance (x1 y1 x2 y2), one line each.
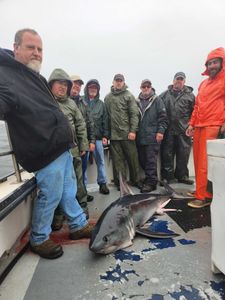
89 203 135 254
89 174 171 254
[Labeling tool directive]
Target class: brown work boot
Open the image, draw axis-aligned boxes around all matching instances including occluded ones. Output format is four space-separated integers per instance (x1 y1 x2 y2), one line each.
30 239 63 259
51 213 65 231
69 223 94 240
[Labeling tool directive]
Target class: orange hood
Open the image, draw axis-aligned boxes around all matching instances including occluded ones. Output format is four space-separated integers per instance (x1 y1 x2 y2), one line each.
202 47 225 76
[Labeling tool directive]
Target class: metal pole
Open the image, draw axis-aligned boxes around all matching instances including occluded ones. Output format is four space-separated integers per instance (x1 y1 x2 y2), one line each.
4 122 22 183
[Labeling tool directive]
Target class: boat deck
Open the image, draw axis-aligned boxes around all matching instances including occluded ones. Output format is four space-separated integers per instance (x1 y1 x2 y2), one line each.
1 182 225 300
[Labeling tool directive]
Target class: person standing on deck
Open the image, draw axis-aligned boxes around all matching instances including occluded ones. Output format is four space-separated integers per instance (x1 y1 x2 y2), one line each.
186 47 225 208
136 79 168 193
48 68 90 224
160 72 195 185
104 74 140 189
70 75 96 202
0 29 93 259
83 79 110 194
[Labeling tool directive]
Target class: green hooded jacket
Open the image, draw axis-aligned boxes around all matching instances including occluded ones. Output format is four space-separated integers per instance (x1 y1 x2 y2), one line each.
104 85 139 140
83 79 109 140
48 68 88 156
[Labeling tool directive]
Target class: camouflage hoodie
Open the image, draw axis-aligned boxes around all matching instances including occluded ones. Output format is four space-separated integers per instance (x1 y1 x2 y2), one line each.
48 68 88 154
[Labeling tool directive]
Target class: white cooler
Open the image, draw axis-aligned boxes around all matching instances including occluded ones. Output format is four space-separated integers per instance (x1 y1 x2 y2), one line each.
207 139 225 274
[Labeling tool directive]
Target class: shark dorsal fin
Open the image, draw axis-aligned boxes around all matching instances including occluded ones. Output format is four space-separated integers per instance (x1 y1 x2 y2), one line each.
119 173 134 197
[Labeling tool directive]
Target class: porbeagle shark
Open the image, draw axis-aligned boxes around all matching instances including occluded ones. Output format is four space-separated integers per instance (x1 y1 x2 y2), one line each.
89 177 181 254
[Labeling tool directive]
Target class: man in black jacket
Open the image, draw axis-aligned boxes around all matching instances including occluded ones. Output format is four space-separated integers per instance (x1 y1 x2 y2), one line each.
0 29 93 259
136 79 168 192
160 72 195 185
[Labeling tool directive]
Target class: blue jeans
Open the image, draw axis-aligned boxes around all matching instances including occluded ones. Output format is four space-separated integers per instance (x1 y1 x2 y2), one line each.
30 151 87 245
81 151 89 186
93 140 107 185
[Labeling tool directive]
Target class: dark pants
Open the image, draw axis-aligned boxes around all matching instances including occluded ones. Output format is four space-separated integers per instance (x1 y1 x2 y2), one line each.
137 144 159 186
110 140 140 186
73 156 87 208
161 130 192 181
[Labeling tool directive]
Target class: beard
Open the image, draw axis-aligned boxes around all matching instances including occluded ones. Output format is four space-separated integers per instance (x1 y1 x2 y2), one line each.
27 60 42 73
208 67 221 79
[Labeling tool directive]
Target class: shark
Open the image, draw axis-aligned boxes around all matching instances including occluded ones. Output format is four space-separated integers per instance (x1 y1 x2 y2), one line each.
89 177 181 254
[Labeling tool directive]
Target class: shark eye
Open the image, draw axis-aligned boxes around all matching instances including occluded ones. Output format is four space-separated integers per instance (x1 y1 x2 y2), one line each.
103 236 108 242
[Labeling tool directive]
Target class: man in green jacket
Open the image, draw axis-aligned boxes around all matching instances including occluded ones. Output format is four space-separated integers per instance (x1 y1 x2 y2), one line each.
83 79 110 194
104 74 140 188
48 68 90 226
70 75 96 202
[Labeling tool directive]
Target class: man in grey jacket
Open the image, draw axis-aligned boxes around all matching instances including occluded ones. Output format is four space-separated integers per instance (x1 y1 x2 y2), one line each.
137 79 168 192
104 74 140 188
160 72 195 185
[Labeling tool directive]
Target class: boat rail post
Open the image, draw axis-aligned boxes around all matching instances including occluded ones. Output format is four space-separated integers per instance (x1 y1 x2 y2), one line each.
5 122 22 183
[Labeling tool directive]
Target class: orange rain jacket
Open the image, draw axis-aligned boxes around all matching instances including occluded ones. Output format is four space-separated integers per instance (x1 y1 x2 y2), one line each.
189 47 225 127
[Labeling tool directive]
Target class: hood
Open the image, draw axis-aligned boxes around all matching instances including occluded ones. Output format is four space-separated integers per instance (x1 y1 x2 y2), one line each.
0 48 26 70
202 47 225 76
138 88 156 101
48 68 72 96
84 79 100 100
0 48 14 66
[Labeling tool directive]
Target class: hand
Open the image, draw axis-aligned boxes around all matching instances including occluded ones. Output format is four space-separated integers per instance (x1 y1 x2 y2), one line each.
128 132 136 140
186 125 194 137
220 124 225 134
156 133 164 143
80 151 86 157
89 143 95 152
102 137 108 145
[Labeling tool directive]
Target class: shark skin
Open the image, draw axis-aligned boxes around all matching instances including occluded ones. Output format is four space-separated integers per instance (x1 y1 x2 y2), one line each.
89 177 179 255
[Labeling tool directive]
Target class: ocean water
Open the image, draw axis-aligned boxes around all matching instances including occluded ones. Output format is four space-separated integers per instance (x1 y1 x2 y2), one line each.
0 121 14 178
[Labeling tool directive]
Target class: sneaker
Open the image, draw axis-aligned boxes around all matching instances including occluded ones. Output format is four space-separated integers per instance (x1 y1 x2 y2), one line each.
30 239 63 259
87 194 94 202
51 214 64 231
140 184 156 193
187 198 212 208
187 190 196 197
99 183 110 194
69 223 94 240
178 177 194 185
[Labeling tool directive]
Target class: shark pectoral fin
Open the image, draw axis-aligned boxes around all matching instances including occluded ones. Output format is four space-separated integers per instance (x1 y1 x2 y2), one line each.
135 227 179 239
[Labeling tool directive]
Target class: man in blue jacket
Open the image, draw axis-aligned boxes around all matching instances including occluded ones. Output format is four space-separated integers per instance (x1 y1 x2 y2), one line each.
0 29 93 259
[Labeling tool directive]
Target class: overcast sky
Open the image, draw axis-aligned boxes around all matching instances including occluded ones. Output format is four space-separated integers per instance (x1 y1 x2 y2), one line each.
1 0 225 97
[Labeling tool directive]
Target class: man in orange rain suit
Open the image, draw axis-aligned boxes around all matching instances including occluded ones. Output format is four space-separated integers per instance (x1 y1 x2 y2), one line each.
186 47 225 208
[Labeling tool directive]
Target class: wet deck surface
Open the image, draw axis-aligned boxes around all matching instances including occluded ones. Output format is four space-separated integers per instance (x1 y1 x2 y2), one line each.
1 183 225 300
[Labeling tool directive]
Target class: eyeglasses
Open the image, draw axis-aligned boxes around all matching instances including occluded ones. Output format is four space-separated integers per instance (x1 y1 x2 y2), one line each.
141 85 151 89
